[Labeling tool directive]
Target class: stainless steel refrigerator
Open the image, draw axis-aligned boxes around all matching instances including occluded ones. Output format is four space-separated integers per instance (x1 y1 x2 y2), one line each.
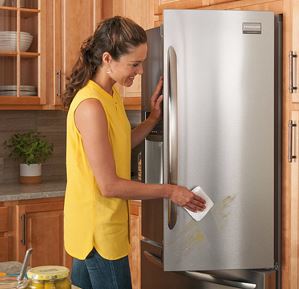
141 10 282 289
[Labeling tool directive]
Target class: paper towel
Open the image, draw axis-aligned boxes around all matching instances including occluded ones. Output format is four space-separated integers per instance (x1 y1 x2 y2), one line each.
184 185 214 221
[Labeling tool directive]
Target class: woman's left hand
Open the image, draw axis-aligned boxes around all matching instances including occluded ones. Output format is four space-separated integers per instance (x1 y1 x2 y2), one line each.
149 77 163 122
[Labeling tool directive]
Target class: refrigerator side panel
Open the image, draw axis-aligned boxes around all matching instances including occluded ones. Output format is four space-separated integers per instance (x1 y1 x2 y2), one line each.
142 27 164 244
163 10 275 271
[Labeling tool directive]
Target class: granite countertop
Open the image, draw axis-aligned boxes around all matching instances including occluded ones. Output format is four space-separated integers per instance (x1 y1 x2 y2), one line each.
0 261 22 274
0 180 66 202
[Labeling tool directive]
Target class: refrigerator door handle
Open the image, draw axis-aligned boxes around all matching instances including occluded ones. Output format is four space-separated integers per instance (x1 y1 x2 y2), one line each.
167 46 178 230
143 251 257 289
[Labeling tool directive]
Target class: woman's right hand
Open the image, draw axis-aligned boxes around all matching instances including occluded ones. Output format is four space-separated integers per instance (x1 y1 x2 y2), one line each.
169 185 206 212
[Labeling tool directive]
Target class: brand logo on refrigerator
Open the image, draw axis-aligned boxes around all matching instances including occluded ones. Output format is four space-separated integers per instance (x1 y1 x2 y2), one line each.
242 22 262 34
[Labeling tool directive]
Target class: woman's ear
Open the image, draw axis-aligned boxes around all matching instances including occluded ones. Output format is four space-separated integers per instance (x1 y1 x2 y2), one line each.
102 52 112 65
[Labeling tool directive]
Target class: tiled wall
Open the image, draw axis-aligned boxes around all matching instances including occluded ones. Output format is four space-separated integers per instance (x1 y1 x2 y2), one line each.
0 110 67 184
0 110 141 184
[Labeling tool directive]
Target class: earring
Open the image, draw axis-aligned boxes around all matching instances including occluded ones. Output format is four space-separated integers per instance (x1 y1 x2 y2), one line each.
106 69 111 74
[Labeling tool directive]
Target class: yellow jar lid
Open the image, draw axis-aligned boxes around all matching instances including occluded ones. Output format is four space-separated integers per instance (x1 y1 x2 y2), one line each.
27 266 69 281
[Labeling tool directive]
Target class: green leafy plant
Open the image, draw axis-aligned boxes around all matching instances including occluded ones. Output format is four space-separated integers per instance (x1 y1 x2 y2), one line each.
3 131 54 165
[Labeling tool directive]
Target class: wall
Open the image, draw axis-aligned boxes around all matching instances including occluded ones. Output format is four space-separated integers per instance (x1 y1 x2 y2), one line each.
0 110 141 184
0 110 67 184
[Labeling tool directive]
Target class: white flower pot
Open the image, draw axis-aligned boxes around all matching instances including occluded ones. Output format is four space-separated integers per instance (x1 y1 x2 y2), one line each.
19 163 42 184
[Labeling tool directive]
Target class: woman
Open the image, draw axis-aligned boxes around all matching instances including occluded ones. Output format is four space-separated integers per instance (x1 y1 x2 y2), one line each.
63 16 206 289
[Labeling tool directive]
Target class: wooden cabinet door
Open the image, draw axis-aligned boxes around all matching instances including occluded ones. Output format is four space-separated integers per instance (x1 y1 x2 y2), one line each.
15 199 69 267
123 0 154 109
286 110 299 289
0 1 44 109
0 206 9 261
103 0 154 110
291 0 299 102
50 0 101 107
129 201 142 289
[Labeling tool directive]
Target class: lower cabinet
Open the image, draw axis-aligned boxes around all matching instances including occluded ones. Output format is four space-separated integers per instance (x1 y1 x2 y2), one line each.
15 197 72 268
0 196 141 285
0 206 9 261
0 197 72 269
129 200 142 289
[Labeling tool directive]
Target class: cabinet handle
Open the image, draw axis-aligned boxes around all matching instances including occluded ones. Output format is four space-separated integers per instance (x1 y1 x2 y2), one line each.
56 70 61 97
21 214 26 245
288 120 296 162
289 51 297 93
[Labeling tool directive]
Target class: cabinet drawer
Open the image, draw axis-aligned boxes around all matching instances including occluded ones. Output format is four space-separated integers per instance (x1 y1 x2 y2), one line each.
0 207 8 232
0 236 8 261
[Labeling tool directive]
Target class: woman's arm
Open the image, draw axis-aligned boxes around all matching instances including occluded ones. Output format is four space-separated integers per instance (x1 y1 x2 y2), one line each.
75 98 205 212
131 77 163 149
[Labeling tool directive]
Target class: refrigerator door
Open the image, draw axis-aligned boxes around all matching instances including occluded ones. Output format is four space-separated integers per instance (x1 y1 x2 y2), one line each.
163 10 276 271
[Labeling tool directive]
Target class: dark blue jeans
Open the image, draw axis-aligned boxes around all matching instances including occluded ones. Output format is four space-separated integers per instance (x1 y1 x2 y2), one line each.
71 248 132 289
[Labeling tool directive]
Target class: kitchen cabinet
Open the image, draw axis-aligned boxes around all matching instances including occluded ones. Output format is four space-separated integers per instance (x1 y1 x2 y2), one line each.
15 197 70 267
0 0 45 109
129 200 142 289
291 0 299 103
0 206 9 261
0 0 102 110
0 197 71 268
288 111 299 289
102 0 155 110
0 0 149 110
287 1 299 287
50 0 102 108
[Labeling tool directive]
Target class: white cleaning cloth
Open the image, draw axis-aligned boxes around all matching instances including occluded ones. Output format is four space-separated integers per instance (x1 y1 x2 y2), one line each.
184 185 214 221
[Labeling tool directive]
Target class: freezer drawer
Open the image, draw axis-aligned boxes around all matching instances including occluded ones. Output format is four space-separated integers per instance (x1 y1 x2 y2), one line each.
141 240 276 289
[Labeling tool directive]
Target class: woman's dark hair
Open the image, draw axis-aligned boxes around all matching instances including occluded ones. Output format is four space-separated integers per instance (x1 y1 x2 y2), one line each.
62 16 147 109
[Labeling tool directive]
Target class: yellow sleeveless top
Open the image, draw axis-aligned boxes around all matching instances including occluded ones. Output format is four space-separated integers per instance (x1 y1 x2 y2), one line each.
64 80 131 260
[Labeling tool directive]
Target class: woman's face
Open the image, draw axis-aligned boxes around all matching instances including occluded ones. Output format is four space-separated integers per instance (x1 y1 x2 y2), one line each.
108 43 147 87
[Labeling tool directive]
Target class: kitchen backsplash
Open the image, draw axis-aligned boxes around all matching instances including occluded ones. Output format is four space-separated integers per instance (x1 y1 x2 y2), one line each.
0 110 141 184
0 110 67 184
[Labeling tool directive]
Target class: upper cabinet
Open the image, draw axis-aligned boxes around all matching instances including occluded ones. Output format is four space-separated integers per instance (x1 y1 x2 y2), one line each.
0 0 141 110
0 0 43 109
49 0 102 108
290 0 299 102
0 0 102 110
102 0 155 110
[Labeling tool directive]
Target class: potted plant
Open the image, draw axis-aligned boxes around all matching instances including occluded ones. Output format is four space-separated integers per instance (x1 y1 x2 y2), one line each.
3 131 54 184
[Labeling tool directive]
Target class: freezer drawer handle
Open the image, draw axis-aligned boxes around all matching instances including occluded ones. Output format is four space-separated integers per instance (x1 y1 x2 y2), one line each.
144 251 256 289
183 271 256 289
289 51 297 93
288 120 296 162
167 46 178 230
